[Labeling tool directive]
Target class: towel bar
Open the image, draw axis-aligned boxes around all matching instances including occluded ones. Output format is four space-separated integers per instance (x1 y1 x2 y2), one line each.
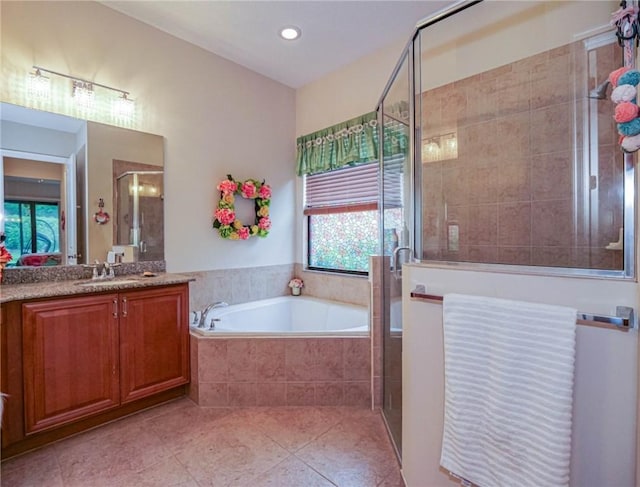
409 287 635 331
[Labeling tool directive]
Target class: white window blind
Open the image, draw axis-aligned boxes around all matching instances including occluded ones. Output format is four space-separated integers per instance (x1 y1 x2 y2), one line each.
303 157 404 215
304 163 378 215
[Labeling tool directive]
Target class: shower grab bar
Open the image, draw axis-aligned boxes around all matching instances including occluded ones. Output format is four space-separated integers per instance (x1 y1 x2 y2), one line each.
409 286 635 331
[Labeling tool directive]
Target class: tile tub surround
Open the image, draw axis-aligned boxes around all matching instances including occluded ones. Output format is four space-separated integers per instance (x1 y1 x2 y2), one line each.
186 264 295 312
1 398 403 487
190 336 372 408
294 263 370 307
370 256 385 409
187 264 369 311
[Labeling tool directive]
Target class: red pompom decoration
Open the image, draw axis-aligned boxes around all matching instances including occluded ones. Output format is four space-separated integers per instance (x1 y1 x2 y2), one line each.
610 66 631 87
614 101 640 122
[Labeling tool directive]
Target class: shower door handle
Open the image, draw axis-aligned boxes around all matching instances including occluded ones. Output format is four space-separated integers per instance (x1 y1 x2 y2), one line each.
393 246 412 280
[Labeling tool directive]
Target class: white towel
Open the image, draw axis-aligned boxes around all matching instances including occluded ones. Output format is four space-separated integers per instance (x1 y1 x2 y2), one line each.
440 294 577 487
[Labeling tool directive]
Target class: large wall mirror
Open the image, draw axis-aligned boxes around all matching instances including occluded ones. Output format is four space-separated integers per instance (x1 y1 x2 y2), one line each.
0 102 164 267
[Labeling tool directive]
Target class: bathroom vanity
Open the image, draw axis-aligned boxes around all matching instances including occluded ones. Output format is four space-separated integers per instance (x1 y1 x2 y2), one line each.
0 275 192 458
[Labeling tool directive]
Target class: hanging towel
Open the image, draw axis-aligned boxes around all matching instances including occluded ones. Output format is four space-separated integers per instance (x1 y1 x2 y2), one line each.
440 294 577 487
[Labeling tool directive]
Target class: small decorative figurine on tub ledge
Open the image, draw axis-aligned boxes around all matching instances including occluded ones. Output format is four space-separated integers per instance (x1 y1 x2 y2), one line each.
288 277 304 296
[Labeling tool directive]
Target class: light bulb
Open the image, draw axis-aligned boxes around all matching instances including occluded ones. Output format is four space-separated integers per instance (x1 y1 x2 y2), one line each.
27 70 51 100
111 94 135 122
73 81 95 108
280 26 301 40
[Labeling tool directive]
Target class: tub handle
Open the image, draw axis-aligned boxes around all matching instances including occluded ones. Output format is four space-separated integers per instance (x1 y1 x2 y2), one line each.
208 318 221 330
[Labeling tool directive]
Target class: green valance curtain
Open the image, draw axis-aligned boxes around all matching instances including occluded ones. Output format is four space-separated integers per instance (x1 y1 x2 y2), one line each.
382 118 409 158
296 111 378 176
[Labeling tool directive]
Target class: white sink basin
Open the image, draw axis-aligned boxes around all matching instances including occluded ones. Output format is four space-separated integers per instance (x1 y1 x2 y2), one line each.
75 279 139 287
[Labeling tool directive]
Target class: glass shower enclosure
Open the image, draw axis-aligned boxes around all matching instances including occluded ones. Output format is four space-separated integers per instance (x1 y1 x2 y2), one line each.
377 0 633 461
115 170 164 262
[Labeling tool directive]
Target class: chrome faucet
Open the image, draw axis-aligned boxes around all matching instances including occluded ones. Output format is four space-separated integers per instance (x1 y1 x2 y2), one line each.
198 302 229 329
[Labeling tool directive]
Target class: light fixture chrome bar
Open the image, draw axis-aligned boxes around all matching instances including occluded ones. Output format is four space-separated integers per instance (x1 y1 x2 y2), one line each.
33 65 129 96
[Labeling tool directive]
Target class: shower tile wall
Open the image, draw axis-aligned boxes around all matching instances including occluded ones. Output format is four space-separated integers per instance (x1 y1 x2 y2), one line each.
421 41 623 269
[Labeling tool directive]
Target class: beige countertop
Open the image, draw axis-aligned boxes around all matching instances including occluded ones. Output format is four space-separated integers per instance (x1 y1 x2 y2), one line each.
0 273 195 303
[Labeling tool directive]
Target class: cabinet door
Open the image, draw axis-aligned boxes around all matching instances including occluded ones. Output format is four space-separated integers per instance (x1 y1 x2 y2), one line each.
22 295 120 434
119 285 189 403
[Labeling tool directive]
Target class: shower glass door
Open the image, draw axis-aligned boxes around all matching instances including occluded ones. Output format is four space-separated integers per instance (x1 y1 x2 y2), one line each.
380 51 412 457
115 171 164 261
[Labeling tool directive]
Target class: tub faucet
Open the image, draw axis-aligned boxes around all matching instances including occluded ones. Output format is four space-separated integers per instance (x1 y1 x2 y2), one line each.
198 301 229 329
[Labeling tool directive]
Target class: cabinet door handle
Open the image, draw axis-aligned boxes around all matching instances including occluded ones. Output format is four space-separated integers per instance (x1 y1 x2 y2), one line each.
122 297 128 317
113 298 118 318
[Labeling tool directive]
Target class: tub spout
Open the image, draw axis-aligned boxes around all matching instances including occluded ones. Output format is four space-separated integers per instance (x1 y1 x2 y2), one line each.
198 301 229 329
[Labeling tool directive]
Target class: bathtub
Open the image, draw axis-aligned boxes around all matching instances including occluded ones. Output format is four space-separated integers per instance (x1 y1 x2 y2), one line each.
190 296 369 337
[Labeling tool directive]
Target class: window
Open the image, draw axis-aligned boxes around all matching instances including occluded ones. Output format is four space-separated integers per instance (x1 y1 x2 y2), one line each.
297 111 383 274
305 163 379 274
3 200 60 265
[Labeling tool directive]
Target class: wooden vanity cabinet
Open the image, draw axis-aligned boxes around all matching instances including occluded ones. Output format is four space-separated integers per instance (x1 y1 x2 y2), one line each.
22 294 120 434
119 285 190 403
1 283 189 457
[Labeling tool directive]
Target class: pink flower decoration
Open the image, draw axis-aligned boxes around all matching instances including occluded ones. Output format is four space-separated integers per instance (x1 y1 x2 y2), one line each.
615 101 640 123
217 180 237 195
258 184 272 199
610 66 631 87
0 246 12 263
241 181 257 198
237 227 250 240
258 217 271 230
215 207 235 225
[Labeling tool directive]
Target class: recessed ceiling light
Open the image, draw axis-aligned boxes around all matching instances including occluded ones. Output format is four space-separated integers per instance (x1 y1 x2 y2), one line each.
280 26 301 41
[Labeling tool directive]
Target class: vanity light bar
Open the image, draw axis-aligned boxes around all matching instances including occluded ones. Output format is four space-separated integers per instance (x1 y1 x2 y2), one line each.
32 66 131 97
30 65 135 122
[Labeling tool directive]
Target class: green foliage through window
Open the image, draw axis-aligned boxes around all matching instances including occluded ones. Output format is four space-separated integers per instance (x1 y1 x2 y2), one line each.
3 201 60 264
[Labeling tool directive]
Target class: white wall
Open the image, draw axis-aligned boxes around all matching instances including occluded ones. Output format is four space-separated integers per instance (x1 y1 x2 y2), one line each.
296 37 405 137
1 121 78 157
402 265 638 487
1 0 296 273
294 34 406 265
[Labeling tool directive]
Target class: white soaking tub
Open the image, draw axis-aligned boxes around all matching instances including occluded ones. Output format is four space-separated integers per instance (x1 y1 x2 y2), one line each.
190 296 369 337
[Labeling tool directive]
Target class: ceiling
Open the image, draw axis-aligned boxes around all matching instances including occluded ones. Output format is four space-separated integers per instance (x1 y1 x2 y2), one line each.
101 1 452 89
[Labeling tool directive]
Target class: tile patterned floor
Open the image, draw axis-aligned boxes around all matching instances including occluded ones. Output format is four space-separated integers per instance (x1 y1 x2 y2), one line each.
1 398 404 487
